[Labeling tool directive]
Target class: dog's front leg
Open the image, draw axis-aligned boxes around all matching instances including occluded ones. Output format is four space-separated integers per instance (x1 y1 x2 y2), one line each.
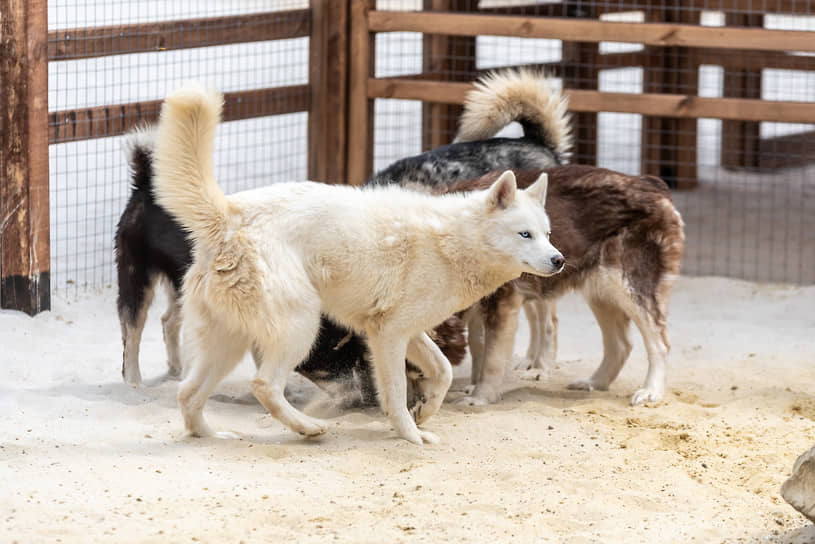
406 333 453 425
519 298 558 380
456 287 523 406
368 334 439 444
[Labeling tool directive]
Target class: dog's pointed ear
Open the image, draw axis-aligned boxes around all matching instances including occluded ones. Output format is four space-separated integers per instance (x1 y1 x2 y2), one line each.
525 172 549 206
486 170 517 210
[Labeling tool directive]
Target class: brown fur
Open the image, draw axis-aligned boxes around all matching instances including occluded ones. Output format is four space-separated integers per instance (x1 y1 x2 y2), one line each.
443 165 685 405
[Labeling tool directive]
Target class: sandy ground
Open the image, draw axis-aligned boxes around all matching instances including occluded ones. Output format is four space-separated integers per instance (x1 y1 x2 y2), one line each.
2 276 815 543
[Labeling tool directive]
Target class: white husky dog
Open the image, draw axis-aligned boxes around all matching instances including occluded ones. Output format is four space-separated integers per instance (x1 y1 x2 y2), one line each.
152 84 565 444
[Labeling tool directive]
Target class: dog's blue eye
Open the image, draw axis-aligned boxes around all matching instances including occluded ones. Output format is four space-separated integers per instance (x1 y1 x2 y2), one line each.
519 231 532 239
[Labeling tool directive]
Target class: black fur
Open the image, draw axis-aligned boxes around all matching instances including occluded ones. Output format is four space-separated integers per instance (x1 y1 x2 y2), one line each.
368 137 563 188
115 145 191 326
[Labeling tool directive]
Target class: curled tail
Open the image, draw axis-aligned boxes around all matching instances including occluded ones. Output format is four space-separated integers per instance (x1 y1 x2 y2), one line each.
123 125 156 193
152 83 230 248
455 68 572 161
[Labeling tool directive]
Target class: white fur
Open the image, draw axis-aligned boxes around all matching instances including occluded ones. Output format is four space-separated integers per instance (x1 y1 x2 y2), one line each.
152 84 564 444
454 68 572 156
121 124 156 160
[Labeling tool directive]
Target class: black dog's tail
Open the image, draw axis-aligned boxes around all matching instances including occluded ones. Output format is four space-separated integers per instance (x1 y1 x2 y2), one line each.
123 125 157 193
455 68 572 161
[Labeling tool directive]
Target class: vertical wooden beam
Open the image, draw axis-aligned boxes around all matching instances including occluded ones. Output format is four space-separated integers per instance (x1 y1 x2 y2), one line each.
421 0 477 151
0 0 50 315
721 12 763 170
347 0 376 185
308 0 350 184
641 5 698 188
562 1 599 165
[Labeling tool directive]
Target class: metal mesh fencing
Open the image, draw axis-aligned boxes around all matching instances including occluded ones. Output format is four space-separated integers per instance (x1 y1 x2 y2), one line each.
371 0 815 284
48 0 309 294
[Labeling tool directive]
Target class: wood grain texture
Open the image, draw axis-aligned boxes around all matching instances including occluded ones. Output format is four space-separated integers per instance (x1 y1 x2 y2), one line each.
368 11 815 53
0 0 50 314
49 9 311 61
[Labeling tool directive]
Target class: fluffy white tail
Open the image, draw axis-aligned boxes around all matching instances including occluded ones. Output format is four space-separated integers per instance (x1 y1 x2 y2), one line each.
455 69 572 158
152 83 230 248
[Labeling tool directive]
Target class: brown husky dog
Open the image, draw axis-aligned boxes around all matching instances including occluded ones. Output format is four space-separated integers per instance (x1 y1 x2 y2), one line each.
442 166 685 406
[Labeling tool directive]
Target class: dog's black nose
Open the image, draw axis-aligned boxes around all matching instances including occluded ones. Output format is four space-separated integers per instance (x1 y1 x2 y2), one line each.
551 254 565 269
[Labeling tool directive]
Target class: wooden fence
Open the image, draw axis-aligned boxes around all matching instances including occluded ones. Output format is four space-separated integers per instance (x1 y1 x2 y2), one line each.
2 0 815 314
348 1 815 184
1 1 348 315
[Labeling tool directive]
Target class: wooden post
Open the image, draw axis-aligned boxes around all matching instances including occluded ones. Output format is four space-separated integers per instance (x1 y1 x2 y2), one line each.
421 0 476 151
562 1 598 165
308 0 350 184
0 0 50 315
721 12 763 170
347 0 375 185
641 5 698 188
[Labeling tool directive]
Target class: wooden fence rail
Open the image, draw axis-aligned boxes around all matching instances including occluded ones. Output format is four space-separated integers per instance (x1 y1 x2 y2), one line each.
48 9 311 61
366 78 815 124
368 11 815 53
49 85 311 144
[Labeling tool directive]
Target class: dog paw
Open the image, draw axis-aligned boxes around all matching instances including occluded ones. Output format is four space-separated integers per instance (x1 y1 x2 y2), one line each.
409 393 428 423
418 430 440 444
567 379 594 392
630 388 664 406
453 395 489 406
166 365 182 380
214 430 242 440
567 378 610 392
122 372 142 388
519 368 550 382
453 386 501 406
397 427 424 445
410 387 446 425
511 355 534 371
297 419 328 437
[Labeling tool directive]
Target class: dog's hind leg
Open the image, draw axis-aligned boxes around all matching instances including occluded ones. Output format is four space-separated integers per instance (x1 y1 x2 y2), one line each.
627 306 669 406
177 317 249 438
160 281 183 379
118 273 155 387
368 333 437 444
250 303 327 438
568 296 632 394
405 332 453 425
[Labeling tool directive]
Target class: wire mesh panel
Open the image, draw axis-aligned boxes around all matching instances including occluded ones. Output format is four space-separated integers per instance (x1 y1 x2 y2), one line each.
369 0 815 284
47 1 309 294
